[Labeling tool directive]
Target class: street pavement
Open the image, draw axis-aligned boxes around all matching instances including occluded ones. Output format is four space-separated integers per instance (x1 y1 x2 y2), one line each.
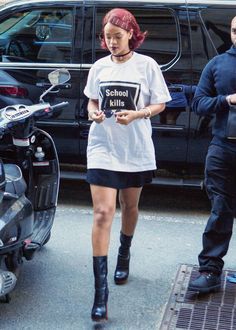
0 181 236 329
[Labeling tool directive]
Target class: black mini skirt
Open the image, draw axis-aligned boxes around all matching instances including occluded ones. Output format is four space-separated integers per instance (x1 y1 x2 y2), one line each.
86 168 153 189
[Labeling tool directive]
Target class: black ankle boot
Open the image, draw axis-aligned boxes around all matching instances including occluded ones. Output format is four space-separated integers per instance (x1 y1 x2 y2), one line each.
91 256 109 322
188 272 221 293
114 232 133 285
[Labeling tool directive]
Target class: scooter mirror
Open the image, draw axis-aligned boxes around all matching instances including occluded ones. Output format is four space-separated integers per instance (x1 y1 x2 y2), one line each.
48 68 71 86
39 68 71 102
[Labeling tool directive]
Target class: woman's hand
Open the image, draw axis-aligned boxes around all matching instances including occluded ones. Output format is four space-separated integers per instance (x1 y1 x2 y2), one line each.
89 110 105 123
88 99 105 123
115 110 138 125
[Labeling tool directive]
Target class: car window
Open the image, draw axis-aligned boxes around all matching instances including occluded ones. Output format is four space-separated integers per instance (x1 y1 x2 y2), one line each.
94 7 179 67
0 8 73 63
0 12 32 34
200 8 233 55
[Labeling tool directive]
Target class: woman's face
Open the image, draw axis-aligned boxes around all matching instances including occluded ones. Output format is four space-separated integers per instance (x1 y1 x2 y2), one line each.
104 22 132 56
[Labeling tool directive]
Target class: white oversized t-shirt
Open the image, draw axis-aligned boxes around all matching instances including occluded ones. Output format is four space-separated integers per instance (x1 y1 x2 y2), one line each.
84 52 171 172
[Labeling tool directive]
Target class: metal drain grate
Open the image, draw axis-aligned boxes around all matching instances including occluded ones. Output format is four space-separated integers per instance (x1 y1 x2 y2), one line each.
159 264 236 330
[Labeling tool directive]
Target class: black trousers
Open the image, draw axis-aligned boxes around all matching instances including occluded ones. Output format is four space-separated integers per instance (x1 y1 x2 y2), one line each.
198 144 236 275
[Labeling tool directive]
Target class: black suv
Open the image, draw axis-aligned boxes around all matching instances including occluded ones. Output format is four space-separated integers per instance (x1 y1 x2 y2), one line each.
0 0 234 188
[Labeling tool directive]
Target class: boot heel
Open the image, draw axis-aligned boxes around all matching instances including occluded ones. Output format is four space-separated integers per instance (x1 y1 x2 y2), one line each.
114 254 130 285
91 287 109 322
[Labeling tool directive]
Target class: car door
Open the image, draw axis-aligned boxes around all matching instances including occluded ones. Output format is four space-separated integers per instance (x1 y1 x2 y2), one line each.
79 2 192 174
0 2 83 165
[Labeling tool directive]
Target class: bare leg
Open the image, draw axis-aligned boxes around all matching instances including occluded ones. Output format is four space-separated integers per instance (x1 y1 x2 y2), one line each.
90 184 117 256
90 185 117 321
118 187 143 236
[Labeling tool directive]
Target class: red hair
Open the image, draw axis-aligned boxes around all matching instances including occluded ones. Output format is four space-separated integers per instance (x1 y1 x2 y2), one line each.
100 8 147 50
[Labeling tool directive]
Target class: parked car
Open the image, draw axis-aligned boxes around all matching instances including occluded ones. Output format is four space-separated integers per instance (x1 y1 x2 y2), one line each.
0 0 234 188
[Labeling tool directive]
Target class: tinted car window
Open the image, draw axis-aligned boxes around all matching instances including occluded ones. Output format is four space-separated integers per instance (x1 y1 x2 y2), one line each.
0 8 73 63
94 7 178 66
200 8 234 55
188 10 216 86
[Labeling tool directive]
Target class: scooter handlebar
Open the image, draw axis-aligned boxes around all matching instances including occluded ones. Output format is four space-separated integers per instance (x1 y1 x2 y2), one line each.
50 101 69 110
0 101 69 129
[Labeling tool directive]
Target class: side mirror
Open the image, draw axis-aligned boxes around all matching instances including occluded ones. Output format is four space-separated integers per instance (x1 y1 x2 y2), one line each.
39 68 71 102
48 68 71 86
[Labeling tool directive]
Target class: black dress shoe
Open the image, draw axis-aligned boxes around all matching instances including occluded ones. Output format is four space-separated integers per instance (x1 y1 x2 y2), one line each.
188 272 221 293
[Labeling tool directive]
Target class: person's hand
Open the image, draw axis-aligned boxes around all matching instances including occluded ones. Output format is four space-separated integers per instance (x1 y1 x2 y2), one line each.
115 110 138 125
228 93 236 105
89 110 105 123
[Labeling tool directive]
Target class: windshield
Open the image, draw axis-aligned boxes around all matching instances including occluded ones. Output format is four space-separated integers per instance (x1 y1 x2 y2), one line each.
0 8 73 63
0 11 40 35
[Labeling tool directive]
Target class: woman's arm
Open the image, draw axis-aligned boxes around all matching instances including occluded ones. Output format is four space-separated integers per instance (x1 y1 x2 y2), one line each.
115 103 166 125
87 99 105 123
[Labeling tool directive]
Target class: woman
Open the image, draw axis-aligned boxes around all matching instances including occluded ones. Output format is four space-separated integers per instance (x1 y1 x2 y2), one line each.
84 8 171 322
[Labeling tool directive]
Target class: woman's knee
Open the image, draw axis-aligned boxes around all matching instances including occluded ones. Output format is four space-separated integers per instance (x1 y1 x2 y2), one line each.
120 202 138 216
93 205 115 227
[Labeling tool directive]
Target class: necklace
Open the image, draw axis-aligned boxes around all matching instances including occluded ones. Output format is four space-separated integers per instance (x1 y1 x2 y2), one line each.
111 50 133 63
112 50 132 58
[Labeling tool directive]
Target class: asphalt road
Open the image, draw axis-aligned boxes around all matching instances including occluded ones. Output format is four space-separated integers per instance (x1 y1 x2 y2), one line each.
1 180 236 330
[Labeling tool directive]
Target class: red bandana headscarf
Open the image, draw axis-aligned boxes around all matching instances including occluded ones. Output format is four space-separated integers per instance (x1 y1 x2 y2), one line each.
100 8 147 50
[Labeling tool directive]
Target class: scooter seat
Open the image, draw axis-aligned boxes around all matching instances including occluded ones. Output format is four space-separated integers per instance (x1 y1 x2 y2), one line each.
4 164 27 196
